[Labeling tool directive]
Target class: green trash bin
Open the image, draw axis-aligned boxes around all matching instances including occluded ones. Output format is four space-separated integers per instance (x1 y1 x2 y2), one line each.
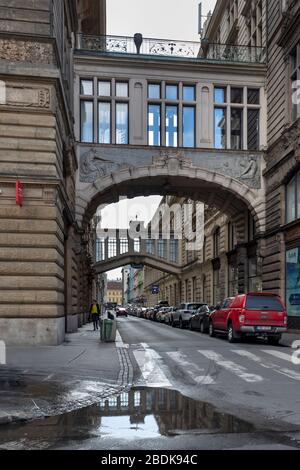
100 314 116 342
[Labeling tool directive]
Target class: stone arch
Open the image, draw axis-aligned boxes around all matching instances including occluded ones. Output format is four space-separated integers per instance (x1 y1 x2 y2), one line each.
76 163 265 233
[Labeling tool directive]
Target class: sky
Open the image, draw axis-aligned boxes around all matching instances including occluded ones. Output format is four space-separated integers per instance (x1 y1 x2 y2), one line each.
107 0 217 41
104 0 217 280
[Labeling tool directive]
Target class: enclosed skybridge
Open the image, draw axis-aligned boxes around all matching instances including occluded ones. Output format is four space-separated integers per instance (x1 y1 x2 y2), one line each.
94 228 182 275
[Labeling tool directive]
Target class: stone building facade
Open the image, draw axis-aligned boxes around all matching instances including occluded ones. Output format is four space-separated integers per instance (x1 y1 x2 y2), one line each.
0 0 107 345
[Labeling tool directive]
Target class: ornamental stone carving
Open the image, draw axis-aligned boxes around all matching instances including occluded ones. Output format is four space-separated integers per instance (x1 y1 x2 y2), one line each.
0 39 54 65
2 85 51 109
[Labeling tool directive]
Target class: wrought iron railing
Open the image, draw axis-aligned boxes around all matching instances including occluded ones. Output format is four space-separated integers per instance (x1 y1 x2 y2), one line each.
77 33 266 64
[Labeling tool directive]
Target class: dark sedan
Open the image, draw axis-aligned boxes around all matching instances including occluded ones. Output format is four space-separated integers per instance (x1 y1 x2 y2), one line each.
189 304 211 333
116 307 128 317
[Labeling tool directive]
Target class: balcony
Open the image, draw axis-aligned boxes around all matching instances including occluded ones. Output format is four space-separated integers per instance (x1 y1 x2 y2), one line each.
77 33 266 64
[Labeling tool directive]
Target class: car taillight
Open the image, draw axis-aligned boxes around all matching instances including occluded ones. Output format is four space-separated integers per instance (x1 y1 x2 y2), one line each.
239 315 245 323
284 316 287 325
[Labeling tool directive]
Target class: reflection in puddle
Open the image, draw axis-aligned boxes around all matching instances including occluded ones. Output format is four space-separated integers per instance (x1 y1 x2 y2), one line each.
0 387 255 449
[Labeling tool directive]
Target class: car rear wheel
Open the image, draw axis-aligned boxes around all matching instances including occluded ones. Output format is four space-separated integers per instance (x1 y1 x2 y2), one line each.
189 320 193 331
228 323 240 343
179 318 184 329
209 321 215 337
200 321 205 334
267 336 281 346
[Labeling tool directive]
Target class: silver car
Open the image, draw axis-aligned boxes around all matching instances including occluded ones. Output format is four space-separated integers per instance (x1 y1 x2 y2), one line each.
171 303 206 329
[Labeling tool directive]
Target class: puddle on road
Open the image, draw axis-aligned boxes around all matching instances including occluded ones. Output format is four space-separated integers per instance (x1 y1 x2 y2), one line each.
0 387 255 449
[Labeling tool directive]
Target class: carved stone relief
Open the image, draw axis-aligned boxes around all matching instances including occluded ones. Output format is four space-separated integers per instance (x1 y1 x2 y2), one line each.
0 39 54 65
2 85 51 109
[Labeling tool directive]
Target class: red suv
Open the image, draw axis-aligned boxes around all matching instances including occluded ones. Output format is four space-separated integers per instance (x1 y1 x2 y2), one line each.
209 293 287 344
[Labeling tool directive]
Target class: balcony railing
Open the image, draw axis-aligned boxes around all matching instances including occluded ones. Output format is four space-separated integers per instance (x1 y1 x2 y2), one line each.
77 34 266 64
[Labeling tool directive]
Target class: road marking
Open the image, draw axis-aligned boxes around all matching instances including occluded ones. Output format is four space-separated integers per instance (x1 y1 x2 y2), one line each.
133 343 172 388
115 330 129 349
42 374 55 382
198 350 263 383
167 351 215 384
233 350 300 381
261 349 294 363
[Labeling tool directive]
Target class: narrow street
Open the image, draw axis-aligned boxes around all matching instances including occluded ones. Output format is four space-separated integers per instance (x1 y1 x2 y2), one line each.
1 317 300 450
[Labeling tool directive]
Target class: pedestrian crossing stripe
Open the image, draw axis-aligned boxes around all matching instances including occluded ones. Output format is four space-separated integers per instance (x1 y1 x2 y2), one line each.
167 351 215 385
233 349 300 381
197 350 263 383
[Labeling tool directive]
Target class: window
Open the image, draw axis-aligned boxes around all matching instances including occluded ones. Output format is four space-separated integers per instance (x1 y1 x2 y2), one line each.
148 84 160 99
116 82 129 97
146 239 155 255
148 104 161 145
228 222 237 251
116 103 129 144
80 79 93 95
214 108 226 149
170 239 178 263
290 43 300 121
148 82 196 147
158 239 166 258
80 101 93 142
166 105 178 147
247 109 259 150
246 295 283 311
183 85 195 101
214 228 221 258
108 238 117 258
80 78 129 144
248 257 259 291
98 102 111 144
98 81 111 96
120 238 128 254
214 87 226 103
214 85 260 150
286 171 300 223
231 108 243 149
166 84 178 100
231 87 243 103
183 106 195 147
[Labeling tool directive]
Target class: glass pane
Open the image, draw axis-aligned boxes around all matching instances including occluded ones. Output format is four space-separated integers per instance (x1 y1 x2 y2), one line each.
214 108 226 149
286 247 300 317
247 88 260 104
116 82 128 97
116 103 128 144
98 81 111 96
148 84 160 99
214 87 226 103
287 177 296 223
231 87 243 103
247 109 259 150
166 105 178 147
166 85 178 100
80 79 93 95
98 102 111 144
148 104 161 146
183 106 195 147
80 101 93 142
183 86 195 101
246 295 283 311
231 108 243 149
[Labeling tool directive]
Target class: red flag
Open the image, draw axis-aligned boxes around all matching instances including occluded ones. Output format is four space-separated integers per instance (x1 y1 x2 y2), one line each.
16 180 23 206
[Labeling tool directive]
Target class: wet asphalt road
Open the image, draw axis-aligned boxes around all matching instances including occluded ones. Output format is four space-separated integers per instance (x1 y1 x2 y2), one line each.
1 316 300 450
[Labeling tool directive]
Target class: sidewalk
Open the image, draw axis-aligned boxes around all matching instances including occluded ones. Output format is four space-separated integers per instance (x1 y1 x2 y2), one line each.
0 324 129 425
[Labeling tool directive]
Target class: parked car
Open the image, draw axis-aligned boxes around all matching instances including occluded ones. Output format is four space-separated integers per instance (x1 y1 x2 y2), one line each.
209 293 287 344
116 307 128 317
156 307 173 323
172 303 207 328
189 304 212 333
164 307 177 325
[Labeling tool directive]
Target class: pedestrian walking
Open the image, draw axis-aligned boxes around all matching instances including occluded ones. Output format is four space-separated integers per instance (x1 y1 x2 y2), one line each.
90 300 101 331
